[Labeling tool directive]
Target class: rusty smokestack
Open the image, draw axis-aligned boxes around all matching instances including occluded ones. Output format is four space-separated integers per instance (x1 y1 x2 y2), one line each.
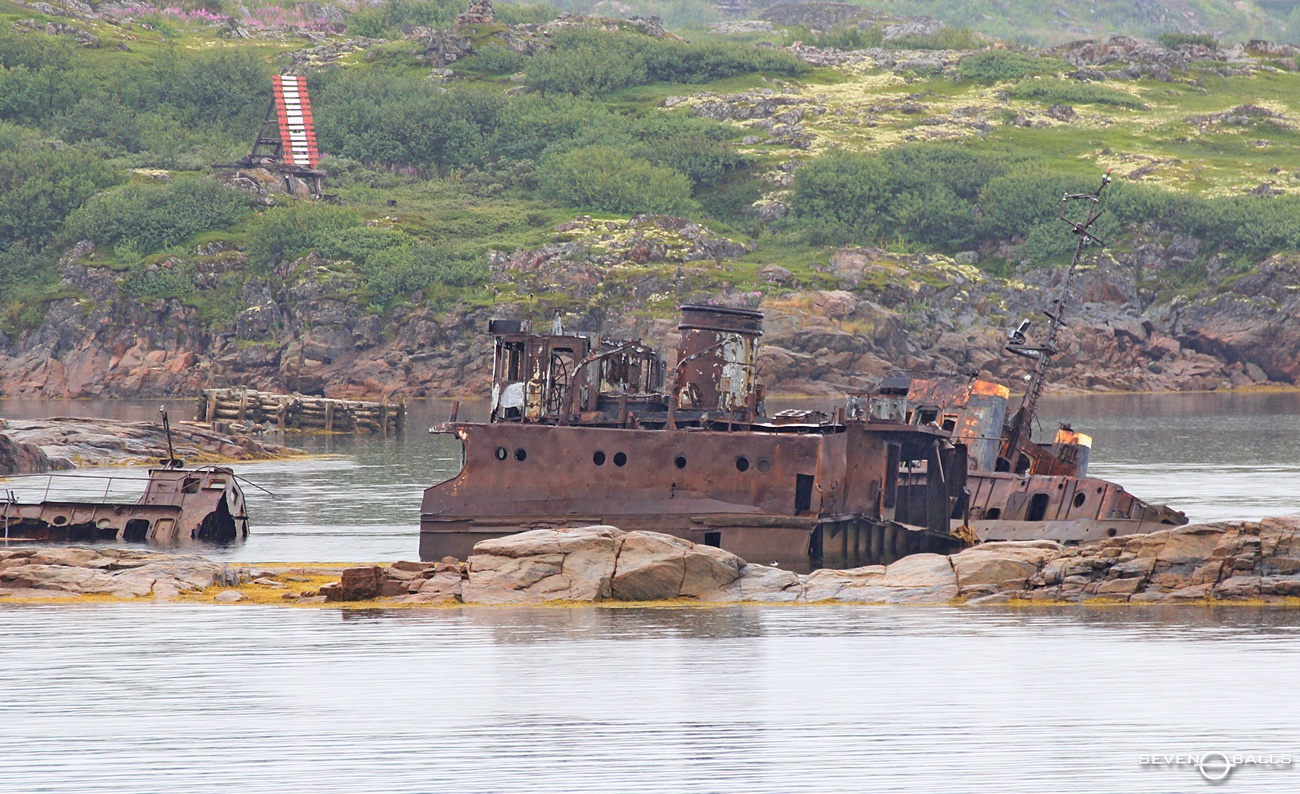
673 304 763 414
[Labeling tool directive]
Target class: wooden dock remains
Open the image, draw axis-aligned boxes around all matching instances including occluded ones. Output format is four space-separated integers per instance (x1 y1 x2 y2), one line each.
197 388 404 434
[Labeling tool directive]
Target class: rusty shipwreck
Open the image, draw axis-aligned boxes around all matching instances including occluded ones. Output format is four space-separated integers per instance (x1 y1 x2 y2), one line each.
2 411 250 546
421 305 971 571
420 171 1185 570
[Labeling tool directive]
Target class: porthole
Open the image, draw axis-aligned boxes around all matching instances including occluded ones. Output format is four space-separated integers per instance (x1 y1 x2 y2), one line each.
613 452 627 467
757 458 771 473
593 450 606 466
495 446 508 461
52 515 68 526
1106 527 1118 537
1073 492 1086 508
514 448 527 462
735 456 750 472
674 454 687 469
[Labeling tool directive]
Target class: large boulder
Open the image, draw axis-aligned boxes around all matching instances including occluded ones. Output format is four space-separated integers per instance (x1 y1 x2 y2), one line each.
802 554 959 604
464 525 624 604
462 526 746 604
0 431 52 475
715 564 803 603
951 541 1061 597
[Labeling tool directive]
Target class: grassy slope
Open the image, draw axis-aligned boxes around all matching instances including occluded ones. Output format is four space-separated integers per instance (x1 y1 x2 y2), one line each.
4 2 1300 333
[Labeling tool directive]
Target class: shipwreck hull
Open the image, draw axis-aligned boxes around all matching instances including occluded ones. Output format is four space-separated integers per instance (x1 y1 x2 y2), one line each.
420 421 961 572
420 515 959 574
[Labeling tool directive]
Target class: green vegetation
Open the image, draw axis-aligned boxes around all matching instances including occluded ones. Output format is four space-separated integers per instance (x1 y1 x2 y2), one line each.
64 179 251 253
956 51 1062 82
1004 80 1147 109
523 29 805 96
2 0 1300 332
1157 32 1219 50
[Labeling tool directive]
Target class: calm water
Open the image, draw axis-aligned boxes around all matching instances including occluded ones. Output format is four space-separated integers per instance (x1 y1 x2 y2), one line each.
3 393 1300 792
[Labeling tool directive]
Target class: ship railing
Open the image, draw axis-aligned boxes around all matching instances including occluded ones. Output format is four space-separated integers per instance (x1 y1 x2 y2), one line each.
3 472 158 508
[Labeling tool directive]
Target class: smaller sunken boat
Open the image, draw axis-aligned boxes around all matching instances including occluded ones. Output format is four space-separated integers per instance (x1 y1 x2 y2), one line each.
1 411 250 545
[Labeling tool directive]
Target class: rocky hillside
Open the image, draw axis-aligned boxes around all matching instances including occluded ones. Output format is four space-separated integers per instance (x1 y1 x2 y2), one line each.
3 1 1300 401
3 213 1297 399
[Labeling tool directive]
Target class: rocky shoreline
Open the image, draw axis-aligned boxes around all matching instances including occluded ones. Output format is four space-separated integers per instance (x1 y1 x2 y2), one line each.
0 417 304 475
5 517 1300 606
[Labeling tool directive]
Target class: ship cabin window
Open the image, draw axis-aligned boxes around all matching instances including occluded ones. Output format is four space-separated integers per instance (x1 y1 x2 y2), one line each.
941 414 959 433
736 456 750 472
613 452 627 467
704 532 722 548
514 448 527 462
1073 492 1087 508
1027 492 1050 522
985 507 1002 520
182 477 201 494
915 408 939 426
495 446 508 461
593 450 606 466
674 454 687 469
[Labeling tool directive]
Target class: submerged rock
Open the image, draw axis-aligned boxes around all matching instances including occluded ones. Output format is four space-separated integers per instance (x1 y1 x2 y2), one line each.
1 417 301 468
0 547 241 599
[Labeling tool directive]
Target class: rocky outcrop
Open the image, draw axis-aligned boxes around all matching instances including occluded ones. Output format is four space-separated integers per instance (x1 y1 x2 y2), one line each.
0 547 244 600
0 431 55 476
312 517 1300 606
1 417 301 468
3 215 1298 399
12 518 1300 606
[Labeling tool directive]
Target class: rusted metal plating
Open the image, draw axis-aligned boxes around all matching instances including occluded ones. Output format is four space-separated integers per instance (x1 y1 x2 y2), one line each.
859 373 1186 544
1 466 249 546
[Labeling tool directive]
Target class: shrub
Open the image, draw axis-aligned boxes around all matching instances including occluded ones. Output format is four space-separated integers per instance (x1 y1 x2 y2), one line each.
1158 32 1218 50
345 0 462 38
147 48 271 127
524 35 650 96
0 137 125 249
464 43 527 74
356 241 485 307
524 29 805 97
790 25 884 50
63 178 249 252
791 151 892 244
493 2 553 25
956 50 1062 82
538 145 695 215
488 94 623 162
630 113 750 187
1006 80 1146 109
246 204 360 267
886 27 982 51
313 74 502 170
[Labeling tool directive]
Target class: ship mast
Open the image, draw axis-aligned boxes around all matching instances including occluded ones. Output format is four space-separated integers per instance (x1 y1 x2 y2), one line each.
1001 170 1111 470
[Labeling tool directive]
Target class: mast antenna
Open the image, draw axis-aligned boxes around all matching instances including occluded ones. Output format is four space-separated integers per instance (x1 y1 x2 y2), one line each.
1000 169 1112 471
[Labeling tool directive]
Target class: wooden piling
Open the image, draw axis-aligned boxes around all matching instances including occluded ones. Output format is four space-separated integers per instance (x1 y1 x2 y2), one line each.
196 388 404 434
